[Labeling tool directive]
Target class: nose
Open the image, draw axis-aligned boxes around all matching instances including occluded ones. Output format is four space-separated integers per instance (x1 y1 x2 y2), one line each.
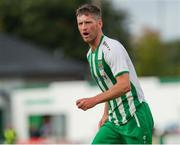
81 23 87 30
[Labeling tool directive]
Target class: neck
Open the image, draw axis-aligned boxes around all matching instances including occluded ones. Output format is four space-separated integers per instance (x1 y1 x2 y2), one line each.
89 32 103 52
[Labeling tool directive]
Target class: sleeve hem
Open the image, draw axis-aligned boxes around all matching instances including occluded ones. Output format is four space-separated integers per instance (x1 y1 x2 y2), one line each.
115 71 129 78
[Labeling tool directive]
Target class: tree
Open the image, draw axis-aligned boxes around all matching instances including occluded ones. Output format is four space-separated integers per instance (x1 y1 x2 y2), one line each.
0 0 130 61
164 40 180 76
133 28 168 76
133 27 180 77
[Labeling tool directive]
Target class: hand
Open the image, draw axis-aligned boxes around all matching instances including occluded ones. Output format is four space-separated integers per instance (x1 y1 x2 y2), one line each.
76 97 97 111
98 114 108 129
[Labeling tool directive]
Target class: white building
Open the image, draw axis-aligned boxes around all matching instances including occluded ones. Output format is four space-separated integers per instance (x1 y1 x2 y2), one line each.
10 77 180 143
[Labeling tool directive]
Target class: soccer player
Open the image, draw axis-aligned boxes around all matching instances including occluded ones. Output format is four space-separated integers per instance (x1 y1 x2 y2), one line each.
75 4 154 144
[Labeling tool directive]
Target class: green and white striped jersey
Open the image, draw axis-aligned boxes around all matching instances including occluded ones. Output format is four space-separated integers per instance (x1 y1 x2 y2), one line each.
87 35 145 125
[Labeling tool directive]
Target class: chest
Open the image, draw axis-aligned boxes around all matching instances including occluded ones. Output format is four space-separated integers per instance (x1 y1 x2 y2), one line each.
88 52 115 82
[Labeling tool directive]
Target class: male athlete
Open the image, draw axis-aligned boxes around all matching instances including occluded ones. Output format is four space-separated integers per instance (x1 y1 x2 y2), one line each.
76 4 154 144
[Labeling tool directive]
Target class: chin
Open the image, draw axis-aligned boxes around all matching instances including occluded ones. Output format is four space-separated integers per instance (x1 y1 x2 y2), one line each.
83 38 91 43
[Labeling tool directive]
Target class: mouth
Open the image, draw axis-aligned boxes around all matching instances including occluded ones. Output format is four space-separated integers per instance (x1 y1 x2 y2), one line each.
82 32 89 38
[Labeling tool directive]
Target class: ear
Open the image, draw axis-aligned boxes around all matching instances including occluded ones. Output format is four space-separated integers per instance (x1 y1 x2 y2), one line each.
98 18 103 28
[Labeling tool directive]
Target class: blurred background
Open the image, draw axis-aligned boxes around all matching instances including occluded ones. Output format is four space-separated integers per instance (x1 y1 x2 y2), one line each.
0 0 179 144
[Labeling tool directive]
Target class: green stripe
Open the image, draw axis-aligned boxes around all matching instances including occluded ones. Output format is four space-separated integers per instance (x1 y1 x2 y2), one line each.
88 53 101 90
95 47 108 91
131 82 141 106
88 53 95 81
120 95 131 121
102 52 117 84
112 100 123 123
108 102 115 122
90 53 104 91
115 71 129 78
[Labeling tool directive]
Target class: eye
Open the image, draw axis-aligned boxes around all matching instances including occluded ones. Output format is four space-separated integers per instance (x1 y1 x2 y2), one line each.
85 21 92 24
78 22 83 25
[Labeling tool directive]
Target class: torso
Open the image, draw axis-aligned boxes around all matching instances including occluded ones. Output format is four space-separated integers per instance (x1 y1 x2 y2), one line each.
87 35 145 125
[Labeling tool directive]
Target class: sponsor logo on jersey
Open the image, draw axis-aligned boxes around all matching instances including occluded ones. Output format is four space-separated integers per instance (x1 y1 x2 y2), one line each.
103 41 111 50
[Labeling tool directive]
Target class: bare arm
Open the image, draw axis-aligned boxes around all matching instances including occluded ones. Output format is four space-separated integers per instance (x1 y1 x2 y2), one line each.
76 73 130 111
94 73 130 104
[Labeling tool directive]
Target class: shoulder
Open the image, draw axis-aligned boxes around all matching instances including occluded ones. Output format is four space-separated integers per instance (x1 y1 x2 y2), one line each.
102 36 126 55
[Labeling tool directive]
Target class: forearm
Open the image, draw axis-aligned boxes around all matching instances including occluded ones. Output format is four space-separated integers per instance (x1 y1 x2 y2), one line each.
94 75 131 105
76 74 131 111
95 84 129 104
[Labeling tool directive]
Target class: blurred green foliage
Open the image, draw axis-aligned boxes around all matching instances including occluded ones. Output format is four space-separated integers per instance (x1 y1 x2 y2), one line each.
0 0 130 61
0 0 89 61
133 29 180 77
0 0 179 76
165 40 180 76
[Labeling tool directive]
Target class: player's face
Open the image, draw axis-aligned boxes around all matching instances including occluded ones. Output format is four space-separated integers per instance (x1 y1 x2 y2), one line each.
77 14 102 44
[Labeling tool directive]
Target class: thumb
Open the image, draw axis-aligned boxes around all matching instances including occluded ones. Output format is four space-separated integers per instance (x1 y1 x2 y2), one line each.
98 120 102 129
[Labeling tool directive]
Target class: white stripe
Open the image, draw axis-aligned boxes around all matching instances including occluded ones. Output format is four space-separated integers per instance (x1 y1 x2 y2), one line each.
98 45 103 59
110 101 119 125
126 91 136 116
87 49 91 58
108 110 119 125
134 113 141 127
108 109 112 121
116 97 127 123
92 54 106 91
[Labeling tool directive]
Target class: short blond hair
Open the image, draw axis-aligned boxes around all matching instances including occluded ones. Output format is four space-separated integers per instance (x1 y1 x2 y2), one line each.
76 4 101 19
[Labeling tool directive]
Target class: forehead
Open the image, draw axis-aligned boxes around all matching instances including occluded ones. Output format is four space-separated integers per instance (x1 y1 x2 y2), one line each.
77 14 96 22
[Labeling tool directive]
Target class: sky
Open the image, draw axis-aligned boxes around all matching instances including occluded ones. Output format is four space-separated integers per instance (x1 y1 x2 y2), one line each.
110 0 180 41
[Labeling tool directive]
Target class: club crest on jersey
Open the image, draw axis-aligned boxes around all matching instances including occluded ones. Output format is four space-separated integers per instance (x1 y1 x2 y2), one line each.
98 60 108 80
98 60 103 70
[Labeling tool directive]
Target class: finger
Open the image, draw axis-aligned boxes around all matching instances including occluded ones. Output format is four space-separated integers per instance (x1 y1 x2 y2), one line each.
77 100 86 109
82 108 87 111
98 121 102 128
76 98 83 106
76 100 81 105
77 102 83 108
78 103 87 111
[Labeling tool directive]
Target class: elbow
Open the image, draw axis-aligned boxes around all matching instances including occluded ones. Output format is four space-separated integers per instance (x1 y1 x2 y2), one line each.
123 83 131 94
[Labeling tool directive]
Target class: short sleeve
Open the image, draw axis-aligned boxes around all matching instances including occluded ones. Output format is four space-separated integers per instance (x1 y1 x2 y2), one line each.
104 42 129 78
